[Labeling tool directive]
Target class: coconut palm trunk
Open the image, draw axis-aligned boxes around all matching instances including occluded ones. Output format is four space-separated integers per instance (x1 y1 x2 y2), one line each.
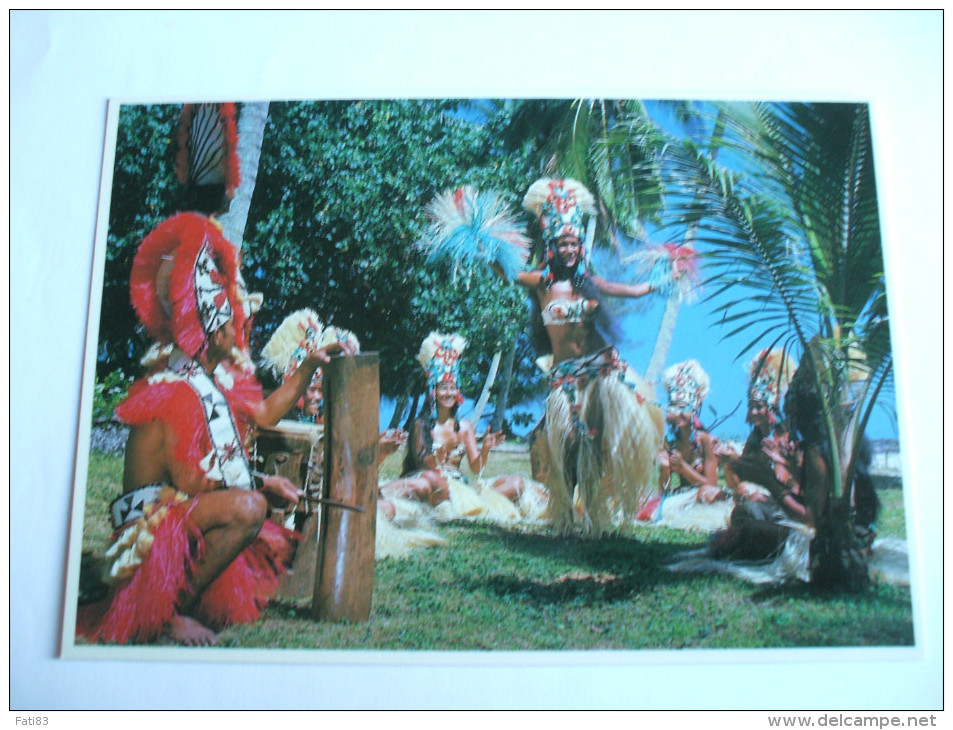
219 101 269 250
645 112 723 383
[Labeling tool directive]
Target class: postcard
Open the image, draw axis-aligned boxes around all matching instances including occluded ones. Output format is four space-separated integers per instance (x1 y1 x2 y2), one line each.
62 96 914 661
13 10 940 712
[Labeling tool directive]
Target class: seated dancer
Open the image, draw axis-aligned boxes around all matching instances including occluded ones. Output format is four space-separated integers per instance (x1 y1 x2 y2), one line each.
77 213 348 646
261 309 361 424
512 178 665 536
709 349 882 584
715 349 797 506
394 332 548 522
636 360 732 530
707 349 801 563
670 353 882 586
261 308 407 461
260 309 443 559
656 359 722 502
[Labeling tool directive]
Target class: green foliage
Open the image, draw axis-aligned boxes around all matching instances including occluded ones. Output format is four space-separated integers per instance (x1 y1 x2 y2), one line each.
97 104 181 376
97 100 549 411
244 100 540 402
91 369 132 424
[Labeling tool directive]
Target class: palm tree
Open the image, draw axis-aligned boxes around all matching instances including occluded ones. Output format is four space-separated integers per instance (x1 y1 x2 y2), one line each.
647 101 890 587
505 98 665 257
219 101 270 250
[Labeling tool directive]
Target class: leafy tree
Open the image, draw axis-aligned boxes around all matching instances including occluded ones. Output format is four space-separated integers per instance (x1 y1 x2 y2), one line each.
95 104 181 377
239 100 541 417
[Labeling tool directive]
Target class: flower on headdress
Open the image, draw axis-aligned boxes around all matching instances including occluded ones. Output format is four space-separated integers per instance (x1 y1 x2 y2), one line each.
522 177 596 249
662 360 710 418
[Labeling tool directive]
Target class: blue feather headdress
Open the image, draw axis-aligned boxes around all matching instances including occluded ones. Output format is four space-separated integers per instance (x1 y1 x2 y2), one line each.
416 186 530 282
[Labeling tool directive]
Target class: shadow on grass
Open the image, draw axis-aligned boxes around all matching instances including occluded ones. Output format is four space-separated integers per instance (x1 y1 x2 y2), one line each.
455 523 714 606
448 522 914 610
745 577 914 607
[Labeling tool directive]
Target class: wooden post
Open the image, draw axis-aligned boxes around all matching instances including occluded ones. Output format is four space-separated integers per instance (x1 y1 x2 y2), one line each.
312 353 379 622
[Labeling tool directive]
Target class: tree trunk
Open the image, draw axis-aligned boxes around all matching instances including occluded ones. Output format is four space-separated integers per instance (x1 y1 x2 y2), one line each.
219 101 269 250
490 343 517 433
644 292 681 384
643 111 724 382
388 393 409 430
809 498 870 592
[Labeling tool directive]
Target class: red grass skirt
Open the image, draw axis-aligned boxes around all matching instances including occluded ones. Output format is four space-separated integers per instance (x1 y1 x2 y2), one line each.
77 498 296 645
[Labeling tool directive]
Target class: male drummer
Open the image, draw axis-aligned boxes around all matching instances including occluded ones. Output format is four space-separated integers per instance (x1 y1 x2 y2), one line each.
77 214 352 646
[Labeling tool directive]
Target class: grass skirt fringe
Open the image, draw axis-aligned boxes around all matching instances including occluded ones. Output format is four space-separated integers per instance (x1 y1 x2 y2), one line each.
543 364 663 537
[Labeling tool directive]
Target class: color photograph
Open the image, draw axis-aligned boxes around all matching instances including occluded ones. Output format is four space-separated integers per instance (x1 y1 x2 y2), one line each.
12 10 940 712
64 97 912 654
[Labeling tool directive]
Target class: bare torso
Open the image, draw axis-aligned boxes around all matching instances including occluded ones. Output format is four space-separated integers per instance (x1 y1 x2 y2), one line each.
122 419 213 496
431 416 476 471
536 278 607 364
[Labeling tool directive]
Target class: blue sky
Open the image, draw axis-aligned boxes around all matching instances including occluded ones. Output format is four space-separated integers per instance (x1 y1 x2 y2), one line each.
500 99 899 442
613 286 897 441
433 279 898 444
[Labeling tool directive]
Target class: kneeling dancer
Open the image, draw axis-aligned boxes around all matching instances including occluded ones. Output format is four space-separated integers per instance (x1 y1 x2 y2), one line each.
77 214 338 645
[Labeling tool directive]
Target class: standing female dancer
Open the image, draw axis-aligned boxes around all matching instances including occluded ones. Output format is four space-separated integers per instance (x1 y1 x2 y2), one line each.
509 178 667 536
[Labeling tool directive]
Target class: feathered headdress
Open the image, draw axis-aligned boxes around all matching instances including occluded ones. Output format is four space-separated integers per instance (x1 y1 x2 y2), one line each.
416 186 530 282
262 308 361 381
261 309 324 382
261 309 360 417
417 332 467 416
522 177 596 248
662 359 710 418
747 349 797 420
130 212 247 359
175 103 241 215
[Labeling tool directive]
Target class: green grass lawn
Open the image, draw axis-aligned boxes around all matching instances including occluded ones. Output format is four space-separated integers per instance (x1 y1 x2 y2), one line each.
78 448 914 651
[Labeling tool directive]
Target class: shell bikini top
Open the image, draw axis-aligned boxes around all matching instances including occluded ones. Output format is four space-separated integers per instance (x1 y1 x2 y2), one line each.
541 298 599 326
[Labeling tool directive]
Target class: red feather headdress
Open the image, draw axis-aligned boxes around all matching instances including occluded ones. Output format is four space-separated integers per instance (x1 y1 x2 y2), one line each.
130 212 247 358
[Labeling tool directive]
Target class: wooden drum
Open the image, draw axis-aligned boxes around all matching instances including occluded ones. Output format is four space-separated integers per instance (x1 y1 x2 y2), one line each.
252 419 325 520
